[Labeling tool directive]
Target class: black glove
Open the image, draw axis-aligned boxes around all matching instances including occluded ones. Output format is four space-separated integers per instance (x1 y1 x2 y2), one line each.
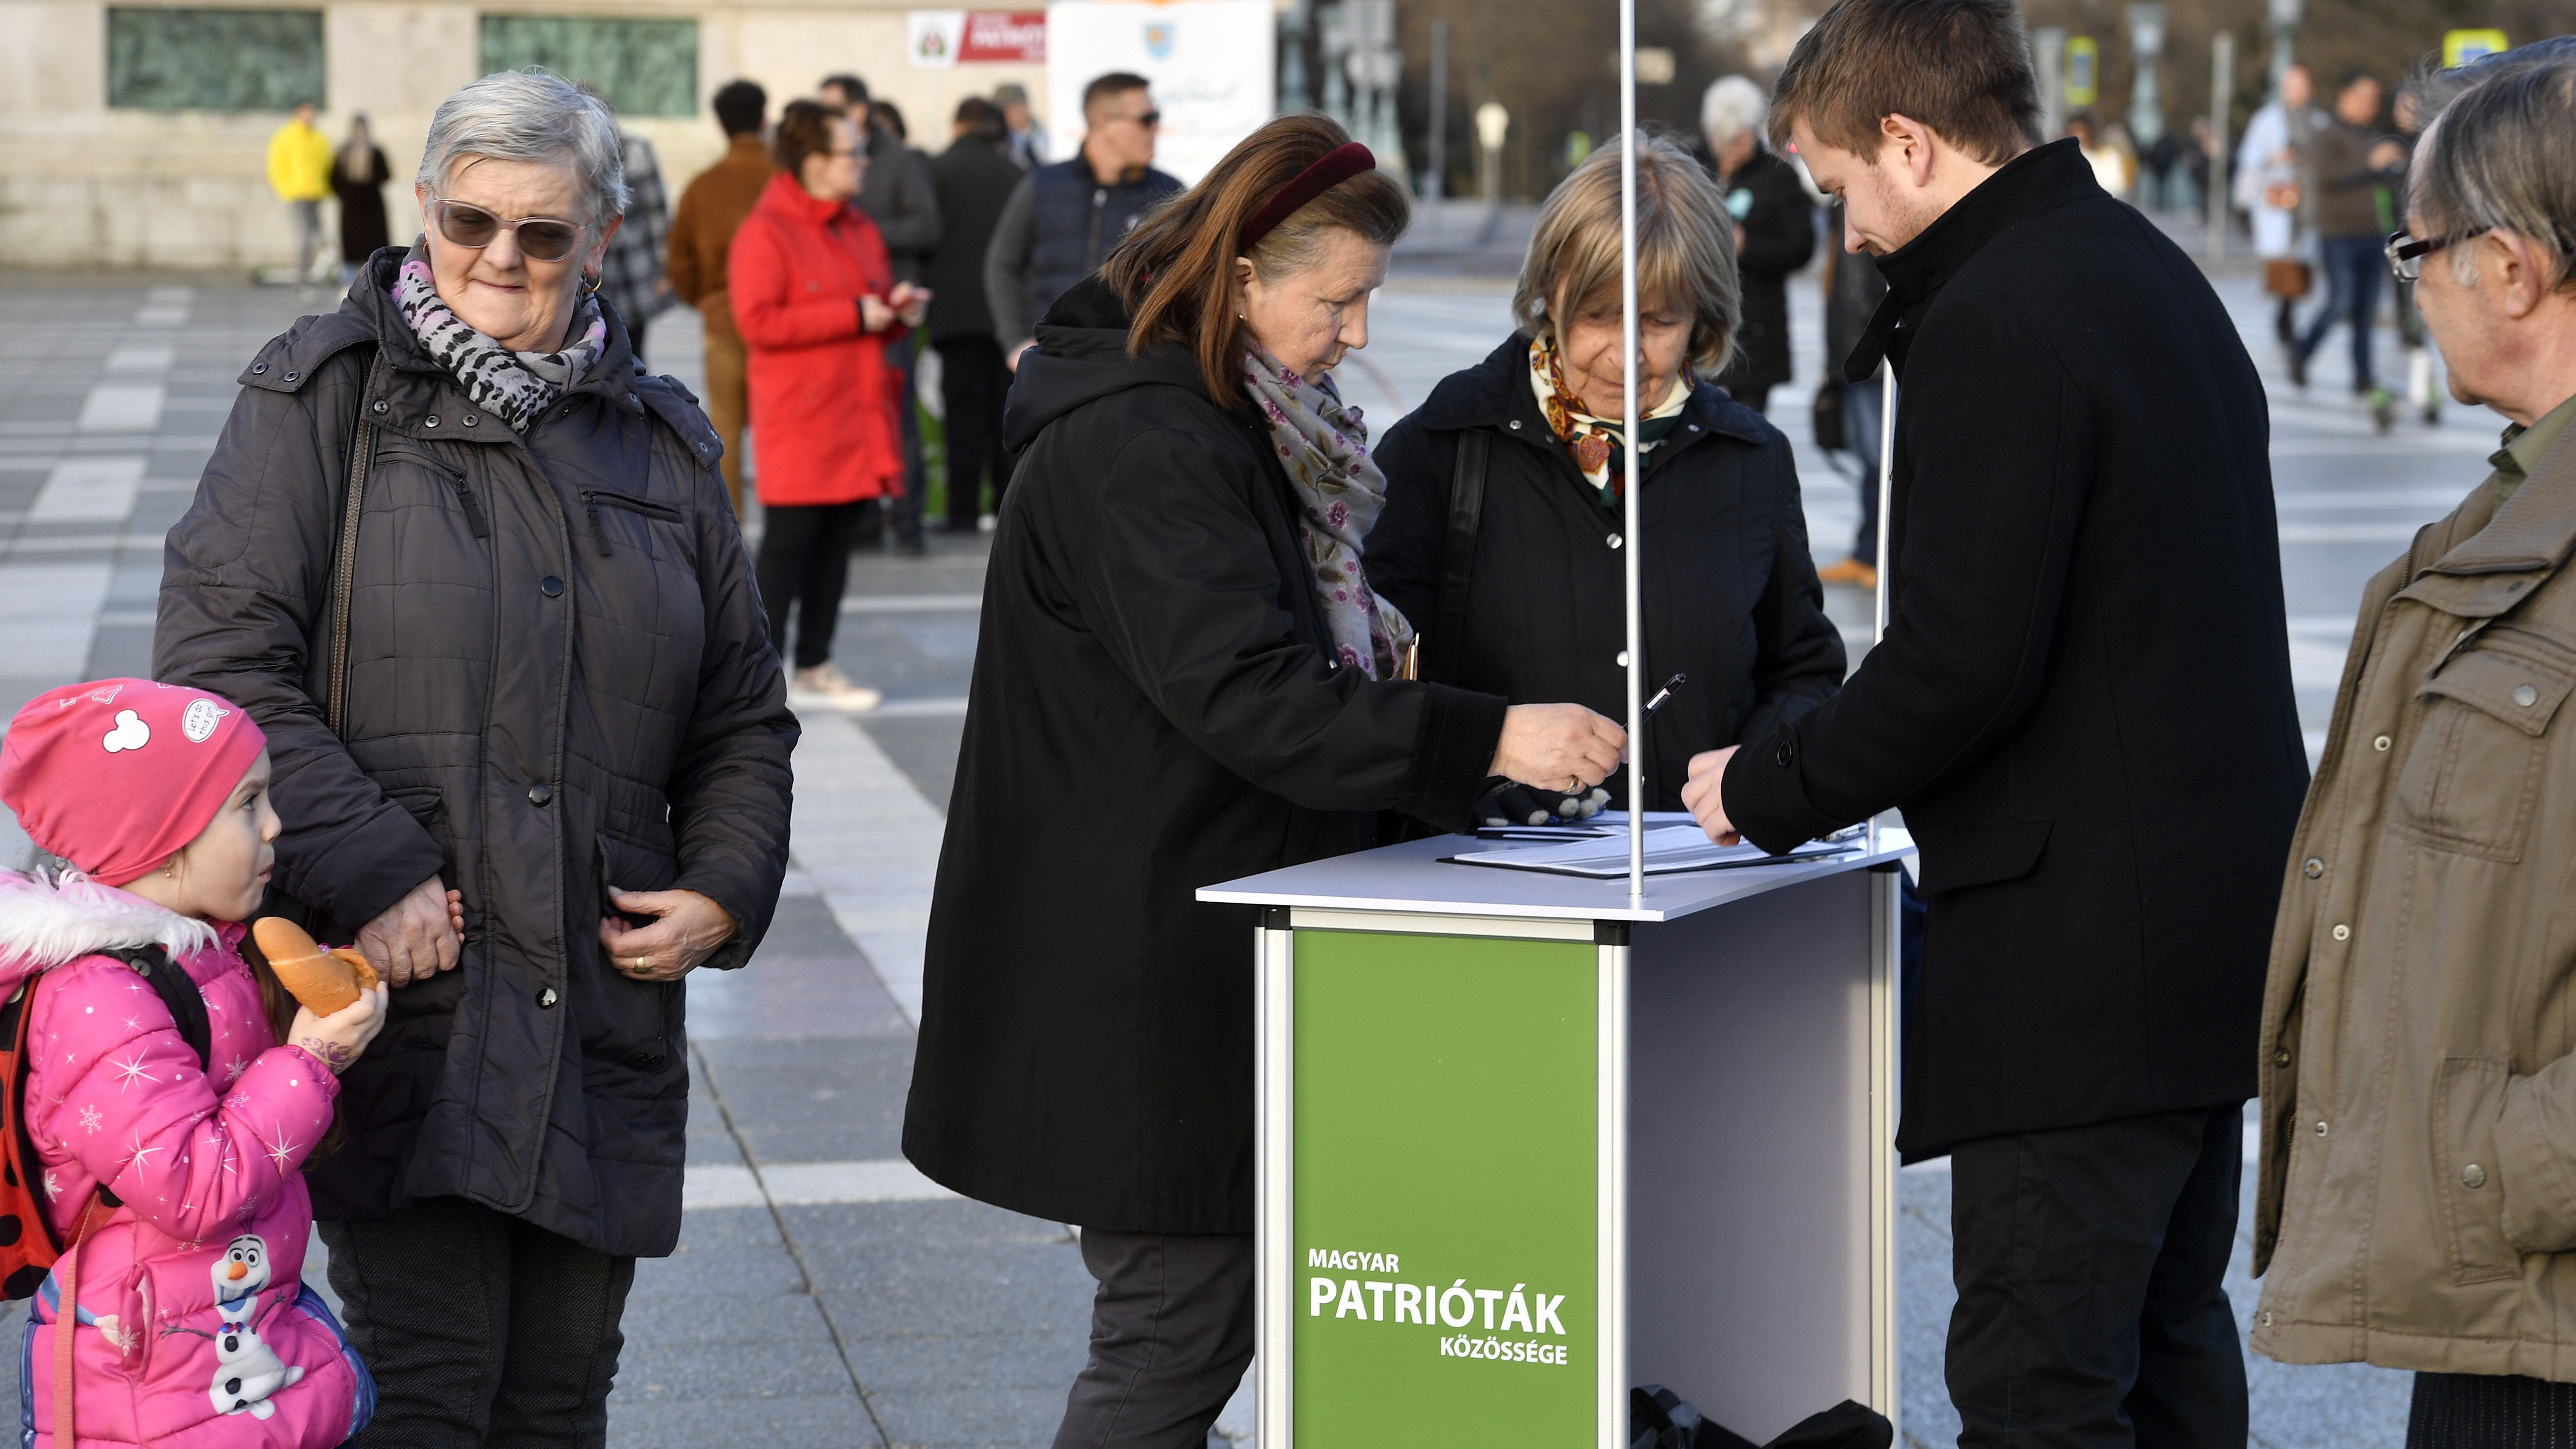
1474 780 1610 827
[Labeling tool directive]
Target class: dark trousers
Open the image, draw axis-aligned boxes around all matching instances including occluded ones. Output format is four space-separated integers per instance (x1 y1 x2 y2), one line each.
1845 378 1884 562
1727 382 1771 414
2411 1373 2576 1448
756 499 868 669
1053 1229 1254 1449
318 1197 636 1449
2296 234 2385 388
938 336 1016 527
888 333 926 546
1947 1104 2248 1449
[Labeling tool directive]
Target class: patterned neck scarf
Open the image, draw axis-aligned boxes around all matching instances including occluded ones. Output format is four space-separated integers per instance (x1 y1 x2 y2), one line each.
391 244 606 434
1528 333 1691 509
1241 346 1418 681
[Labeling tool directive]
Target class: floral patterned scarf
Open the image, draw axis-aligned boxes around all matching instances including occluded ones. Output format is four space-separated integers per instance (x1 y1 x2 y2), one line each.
1241 346 1418 680
391 244 607 434
1529 333 1691 509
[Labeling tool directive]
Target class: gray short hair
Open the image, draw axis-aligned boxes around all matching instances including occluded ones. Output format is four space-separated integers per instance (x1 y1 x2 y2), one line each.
1701 75 1768 145
1514 133 1741 376
417 68 629 222
2410 54 2576 292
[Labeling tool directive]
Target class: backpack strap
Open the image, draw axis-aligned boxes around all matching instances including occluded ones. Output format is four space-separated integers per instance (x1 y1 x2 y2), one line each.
97 946 212 1071
1430 428 1492 685
325 346 386 737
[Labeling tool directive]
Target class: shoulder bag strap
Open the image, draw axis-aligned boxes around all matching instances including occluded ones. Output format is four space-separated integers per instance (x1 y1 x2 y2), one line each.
326 347 385 737
1430 428 1492 685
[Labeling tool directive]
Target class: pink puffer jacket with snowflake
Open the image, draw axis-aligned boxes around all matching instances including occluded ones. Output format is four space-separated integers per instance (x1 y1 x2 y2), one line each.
0 870 372 1448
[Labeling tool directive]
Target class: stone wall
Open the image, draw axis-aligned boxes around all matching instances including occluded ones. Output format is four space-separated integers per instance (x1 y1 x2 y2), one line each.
0 0 1048 270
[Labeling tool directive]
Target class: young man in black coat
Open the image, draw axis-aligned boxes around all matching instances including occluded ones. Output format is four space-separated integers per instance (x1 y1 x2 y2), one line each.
1686 0 2308 1438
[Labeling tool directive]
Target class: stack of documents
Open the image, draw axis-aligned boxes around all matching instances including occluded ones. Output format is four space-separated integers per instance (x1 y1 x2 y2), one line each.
1447 824 1858 879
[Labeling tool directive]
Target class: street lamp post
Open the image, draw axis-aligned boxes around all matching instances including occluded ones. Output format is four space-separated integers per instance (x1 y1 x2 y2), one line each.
2127 3 2166 207
1474 100 1507 203
2033 26 2068 140
2266 0 2302 93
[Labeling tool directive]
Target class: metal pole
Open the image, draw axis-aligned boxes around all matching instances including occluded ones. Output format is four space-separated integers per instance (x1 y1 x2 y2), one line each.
1427 19 1448 201
2207 30 2234 260
1866 365 1894 855
1620 0 1642 901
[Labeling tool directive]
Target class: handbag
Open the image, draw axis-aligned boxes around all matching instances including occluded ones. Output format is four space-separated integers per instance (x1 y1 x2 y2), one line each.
1812 381 1846 453
2263 259 2312 300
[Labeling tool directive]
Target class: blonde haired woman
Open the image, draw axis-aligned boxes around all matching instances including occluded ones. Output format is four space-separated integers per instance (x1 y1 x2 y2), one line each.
1373 134 1845 818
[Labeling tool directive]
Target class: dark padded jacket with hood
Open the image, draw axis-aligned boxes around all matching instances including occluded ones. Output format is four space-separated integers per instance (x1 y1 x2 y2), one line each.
155 247 797 1257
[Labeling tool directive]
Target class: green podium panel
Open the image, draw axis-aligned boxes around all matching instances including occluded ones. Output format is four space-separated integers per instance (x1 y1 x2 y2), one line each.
1290 929 1602 1445
1212 827 1912 1449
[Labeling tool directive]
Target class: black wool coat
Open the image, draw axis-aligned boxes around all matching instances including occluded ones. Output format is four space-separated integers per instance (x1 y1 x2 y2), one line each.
1371 338 1846 809
156 248 797 1257
1704 146 1817 395
902 278 1509 1233
926 135 1027 344
1720 140 2309 1160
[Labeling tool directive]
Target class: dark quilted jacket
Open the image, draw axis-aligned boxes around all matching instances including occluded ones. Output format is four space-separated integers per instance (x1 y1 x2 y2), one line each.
154 247 797 1257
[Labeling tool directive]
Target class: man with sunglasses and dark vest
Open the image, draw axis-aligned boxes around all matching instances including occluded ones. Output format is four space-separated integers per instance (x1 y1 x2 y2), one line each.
985 72 1179 372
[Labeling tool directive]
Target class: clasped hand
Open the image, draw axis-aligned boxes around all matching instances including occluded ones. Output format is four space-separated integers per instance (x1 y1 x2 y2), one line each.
1680 746 1741 845
1486 703 1626 799
598 888 737 983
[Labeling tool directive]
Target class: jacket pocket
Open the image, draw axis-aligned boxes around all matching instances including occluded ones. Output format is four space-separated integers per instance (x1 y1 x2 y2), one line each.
580 489 683 558
2393 643 2572 861
2433 1056 2521 1285
1914 818 2051 895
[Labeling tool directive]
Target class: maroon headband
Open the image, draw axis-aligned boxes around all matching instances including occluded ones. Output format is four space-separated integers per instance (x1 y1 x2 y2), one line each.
1239 142 1376 250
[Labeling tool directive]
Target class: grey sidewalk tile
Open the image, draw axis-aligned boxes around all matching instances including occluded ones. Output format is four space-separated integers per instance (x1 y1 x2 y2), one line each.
866 1384 1069 1449
694 1036 917 1163
626 1241 811 1301
621 1288 840 1350
839 1331 1085 1393
617 1336 855 1402
815 1272 1093 1343
607 1392 878 1449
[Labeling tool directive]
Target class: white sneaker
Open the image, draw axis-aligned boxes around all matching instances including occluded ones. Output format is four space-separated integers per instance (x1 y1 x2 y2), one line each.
789 663 883 712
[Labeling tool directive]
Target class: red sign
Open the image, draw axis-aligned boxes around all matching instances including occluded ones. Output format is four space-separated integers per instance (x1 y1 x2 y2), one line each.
960 10 1046 62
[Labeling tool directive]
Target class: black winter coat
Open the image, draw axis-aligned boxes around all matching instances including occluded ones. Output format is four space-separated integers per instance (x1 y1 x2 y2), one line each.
902 278 1508 1233
1705 146 1816 395
926 135 1027 343
1371 337 1845 809
155 248 798 1257
1720 141 2309 1159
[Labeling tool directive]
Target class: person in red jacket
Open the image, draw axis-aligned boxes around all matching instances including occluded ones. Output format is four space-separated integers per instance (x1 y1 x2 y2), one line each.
731 99 929 710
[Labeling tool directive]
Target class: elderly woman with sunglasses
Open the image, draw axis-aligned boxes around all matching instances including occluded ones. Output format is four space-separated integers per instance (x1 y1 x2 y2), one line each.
156 68 795 1446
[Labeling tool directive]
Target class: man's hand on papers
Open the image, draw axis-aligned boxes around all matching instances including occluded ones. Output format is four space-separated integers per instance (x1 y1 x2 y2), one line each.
1682 746 1742 845
1488 704 1626 796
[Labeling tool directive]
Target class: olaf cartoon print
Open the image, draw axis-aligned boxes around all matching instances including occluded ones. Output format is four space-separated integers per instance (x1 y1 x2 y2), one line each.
187 1235 305 1418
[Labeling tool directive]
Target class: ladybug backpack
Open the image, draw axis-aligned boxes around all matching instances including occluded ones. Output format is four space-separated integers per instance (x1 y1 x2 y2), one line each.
0 942 212 1298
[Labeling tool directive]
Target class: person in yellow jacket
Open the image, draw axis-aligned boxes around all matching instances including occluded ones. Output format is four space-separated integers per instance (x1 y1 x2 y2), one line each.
266 102 334 283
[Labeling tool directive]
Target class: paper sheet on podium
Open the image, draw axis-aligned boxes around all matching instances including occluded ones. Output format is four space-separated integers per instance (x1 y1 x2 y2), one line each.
1445 824 1858 879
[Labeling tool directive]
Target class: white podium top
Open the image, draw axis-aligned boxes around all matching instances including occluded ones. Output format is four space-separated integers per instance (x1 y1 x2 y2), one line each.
1198 822 1915 924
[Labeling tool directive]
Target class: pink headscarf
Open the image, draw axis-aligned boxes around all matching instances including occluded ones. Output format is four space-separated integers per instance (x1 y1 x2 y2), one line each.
0 680 268 886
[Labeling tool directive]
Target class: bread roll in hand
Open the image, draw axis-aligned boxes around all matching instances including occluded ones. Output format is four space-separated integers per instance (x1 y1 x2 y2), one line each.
250 916 383 1015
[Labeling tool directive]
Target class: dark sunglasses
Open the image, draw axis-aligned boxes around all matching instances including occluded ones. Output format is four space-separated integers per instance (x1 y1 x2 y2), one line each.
2385 226 2489 284
430 197 584 261
1119 109 1162 128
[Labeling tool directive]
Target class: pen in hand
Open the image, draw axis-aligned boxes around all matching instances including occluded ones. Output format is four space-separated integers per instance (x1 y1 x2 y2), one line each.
1643 674 1686 718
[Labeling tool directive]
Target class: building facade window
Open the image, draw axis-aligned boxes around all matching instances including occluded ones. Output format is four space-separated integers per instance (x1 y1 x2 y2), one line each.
478 17 700 118
107 8 326 111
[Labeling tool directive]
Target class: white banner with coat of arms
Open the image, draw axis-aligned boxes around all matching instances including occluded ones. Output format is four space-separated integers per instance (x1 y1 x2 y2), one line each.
1043 0 1276 185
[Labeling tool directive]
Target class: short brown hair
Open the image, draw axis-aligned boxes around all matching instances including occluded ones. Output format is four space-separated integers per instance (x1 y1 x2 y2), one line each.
1105 113 1411 397
1513 135 1740 375
1083 72 1151 122
1767 0 2039 166
773 99 849 178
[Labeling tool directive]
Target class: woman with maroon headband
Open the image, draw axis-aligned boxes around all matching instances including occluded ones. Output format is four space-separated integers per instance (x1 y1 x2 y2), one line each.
902 115 1623 1448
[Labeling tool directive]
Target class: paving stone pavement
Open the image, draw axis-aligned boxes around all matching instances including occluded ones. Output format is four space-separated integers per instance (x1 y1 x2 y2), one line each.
0 253 2480 1446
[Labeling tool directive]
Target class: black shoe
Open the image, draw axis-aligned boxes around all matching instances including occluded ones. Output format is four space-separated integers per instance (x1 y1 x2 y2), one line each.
2288 351 2309 389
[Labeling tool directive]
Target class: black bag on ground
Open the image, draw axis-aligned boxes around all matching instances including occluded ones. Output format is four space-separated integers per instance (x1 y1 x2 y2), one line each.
1631 1385 1893 1449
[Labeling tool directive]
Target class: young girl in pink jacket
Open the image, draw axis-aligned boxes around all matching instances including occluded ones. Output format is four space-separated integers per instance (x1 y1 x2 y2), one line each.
0 679 397 1448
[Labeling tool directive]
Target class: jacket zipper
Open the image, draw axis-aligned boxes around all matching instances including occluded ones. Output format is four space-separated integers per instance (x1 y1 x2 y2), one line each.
580 489 682 556
447 475 491 539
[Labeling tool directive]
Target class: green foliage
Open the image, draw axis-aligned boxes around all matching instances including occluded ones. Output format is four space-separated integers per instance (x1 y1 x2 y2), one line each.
107 7 324 113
